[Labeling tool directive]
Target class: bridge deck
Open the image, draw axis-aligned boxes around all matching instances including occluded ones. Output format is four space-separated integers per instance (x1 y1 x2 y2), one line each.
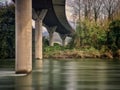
14 0 74 34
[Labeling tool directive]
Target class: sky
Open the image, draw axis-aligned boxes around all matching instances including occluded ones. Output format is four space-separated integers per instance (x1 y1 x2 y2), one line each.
0 0 11 3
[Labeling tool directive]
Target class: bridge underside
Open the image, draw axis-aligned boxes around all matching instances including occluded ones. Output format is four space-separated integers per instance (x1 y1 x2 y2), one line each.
14 0 74 74
32 0 73 34
13 0 74 34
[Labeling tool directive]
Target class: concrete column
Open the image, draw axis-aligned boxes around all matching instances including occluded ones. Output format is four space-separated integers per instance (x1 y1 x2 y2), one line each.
33 9 47 60
59 34 67 46
35 19 42 60
15 0 32 74
49 31 54 46
47 26 57 46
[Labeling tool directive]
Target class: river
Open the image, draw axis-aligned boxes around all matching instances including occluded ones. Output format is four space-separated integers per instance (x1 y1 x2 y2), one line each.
0 59 120 90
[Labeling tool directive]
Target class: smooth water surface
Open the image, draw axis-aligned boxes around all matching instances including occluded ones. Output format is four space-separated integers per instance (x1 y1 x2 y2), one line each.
0 59 120 90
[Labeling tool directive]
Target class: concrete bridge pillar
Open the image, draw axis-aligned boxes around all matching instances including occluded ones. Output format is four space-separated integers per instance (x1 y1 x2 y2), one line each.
33 9 47 60
15 0 32 74
35 19 42 60
59 34 67 46
46 26 57 46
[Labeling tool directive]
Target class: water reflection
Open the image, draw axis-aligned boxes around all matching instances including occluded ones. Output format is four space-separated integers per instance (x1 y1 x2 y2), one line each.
0 59 120 90
32 60 43 90
15 74 32 90
15 60 43 90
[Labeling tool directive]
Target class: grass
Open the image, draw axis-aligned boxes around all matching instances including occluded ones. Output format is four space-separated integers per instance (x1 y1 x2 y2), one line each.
43 45 101 59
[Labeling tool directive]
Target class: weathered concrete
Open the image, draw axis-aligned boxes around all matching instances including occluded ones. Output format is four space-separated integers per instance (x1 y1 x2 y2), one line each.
35 19 42 60
15 0 32 74
33 9 47 60
13 0 74 74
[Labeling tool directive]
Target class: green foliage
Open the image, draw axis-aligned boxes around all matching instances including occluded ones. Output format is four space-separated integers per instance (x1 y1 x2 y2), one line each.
69 20 106 50
107 20 120 50
43 19 120 59
43 37 49 47
0 3 15 59
43 43 65 52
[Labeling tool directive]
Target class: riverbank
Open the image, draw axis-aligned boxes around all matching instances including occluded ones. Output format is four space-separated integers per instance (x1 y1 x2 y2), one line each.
43 49 120 60
0 47 119 60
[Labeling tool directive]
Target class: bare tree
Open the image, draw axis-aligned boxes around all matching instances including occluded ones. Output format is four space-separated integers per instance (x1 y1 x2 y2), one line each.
103 0 119 21
66 0 84 22
113 1 120 20
92 0 103 22
83 0 93 20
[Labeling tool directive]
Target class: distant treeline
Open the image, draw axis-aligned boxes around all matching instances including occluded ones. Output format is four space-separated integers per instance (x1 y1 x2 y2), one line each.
0 3 15 58
67 0 120 58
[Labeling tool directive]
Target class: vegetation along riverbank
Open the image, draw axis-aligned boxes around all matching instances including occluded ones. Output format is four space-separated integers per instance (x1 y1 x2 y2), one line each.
0 1 120 60
43 45 120 59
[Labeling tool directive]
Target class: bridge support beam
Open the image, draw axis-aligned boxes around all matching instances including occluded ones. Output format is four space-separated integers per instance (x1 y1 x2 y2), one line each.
15 0 32 74
59 34 67 46
35 19 42 60
33 9 47 60
46 26 57 46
